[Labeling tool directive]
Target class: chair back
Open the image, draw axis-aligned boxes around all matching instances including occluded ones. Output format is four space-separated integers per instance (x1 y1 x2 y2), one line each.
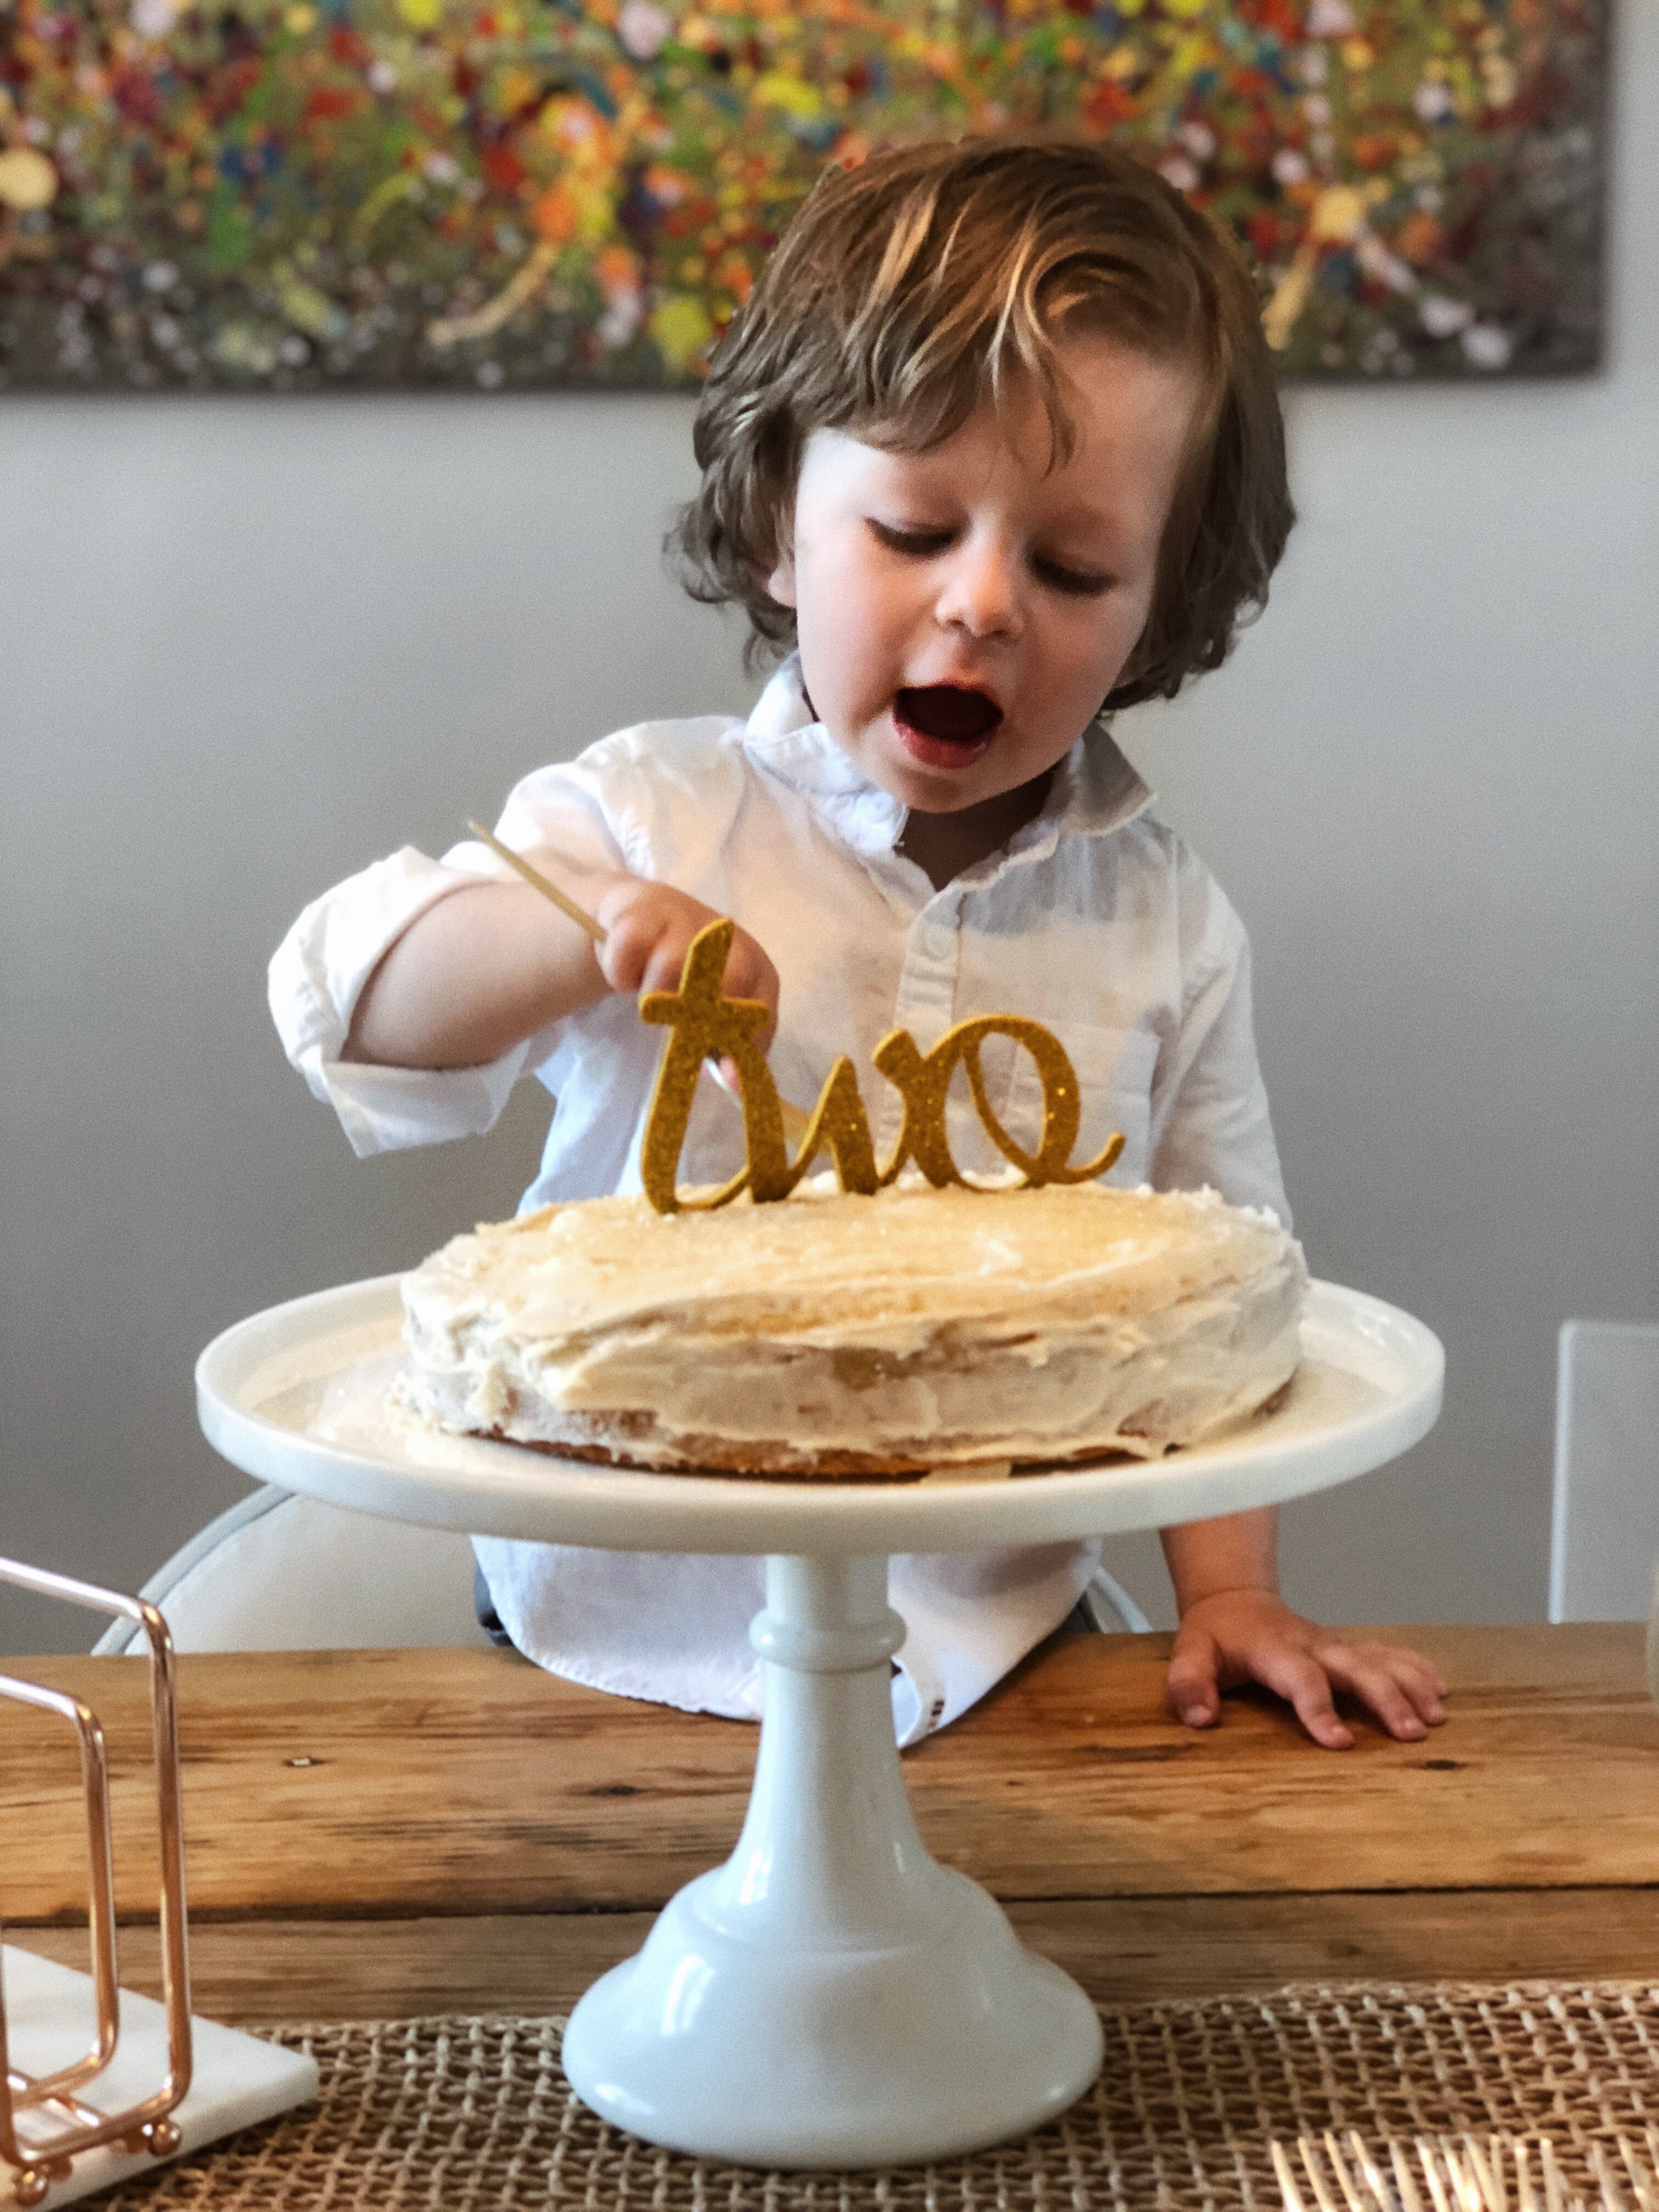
1549 1320 1659 1622
92 1487 495 1654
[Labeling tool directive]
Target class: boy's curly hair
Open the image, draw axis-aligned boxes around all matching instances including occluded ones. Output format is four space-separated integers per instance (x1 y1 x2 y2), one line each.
666 134 1293 712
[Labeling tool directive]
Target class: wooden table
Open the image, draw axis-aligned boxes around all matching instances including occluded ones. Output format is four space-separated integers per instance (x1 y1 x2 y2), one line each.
4 1625 1657 2025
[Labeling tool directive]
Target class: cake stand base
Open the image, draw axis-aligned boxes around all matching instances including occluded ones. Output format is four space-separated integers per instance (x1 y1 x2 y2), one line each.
561 1554 1103 2168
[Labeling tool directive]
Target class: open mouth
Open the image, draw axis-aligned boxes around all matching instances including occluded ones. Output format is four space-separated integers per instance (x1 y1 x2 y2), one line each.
893 686 1004 748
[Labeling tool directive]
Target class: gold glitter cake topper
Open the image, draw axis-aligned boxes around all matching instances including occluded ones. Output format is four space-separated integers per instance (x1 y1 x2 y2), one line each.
640 917 1125 1214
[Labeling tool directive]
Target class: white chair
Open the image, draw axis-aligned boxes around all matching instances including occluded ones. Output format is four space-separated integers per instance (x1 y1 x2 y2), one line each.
1082 1562 1152 1633
92 1486 495 1655
1548 1320 1659 1623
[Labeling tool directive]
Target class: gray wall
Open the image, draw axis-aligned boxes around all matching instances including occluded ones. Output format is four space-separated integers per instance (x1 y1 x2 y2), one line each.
4 3 1656 1651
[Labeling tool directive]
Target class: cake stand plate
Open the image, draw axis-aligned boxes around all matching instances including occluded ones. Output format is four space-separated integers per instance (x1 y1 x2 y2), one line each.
196 1279 1441 2169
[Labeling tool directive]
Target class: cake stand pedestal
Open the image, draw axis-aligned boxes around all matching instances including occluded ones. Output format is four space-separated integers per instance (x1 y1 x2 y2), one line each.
196 1277 1442 2169
560 1550 1101 2163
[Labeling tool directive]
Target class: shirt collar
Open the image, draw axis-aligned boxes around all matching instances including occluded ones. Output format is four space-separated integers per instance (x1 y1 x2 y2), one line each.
742 657 1155 863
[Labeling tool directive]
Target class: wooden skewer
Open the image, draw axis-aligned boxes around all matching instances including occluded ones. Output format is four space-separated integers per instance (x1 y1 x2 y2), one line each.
467 820 607 944
708 1062 812 1145
465 819 810 1144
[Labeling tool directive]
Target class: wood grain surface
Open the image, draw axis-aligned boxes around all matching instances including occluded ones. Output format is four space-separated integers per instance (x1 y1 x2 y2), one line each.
3 1626 1653 1929
18 1889 1659 2024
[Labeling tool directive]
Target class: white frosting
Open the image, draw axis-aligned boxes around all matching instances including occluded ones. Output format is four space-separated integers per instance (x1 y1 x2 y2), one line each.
399 1178 1307 1475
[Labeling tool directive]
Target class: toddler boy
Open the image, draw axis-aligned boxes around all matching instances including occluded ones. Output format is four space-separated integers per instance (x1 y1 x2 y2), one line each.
273 136 1446 1748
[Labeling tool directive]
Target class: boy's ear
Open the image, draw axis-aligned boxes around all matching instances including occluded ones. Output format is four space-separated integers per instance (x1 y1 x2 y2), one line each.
761 547 798 609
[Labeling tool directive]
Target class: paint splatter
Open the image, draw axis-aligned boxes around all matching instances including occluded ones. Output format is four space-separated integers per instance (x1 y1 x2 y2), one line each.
0 0 1606 391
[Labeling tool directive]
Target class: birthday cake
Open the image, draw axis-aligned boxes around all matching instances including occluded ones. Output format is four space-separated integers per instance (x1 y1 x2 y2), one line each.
397 1177 1307 1479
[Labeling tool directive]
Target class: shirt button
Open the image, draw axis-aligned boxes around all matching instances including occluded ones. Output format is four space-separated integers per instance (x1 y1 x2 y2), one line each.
920 922 953 961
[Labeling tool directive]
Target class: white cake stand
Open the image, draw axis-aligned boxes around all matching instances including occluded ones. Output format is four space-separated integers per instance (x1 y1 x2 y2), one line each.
196 1277 1441 2170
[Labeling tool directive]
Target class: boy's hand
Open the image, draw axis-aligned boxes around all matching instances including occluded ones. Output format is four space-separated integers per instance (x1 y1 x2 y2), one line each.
591 878 780 1049
1166 1588 1449 1751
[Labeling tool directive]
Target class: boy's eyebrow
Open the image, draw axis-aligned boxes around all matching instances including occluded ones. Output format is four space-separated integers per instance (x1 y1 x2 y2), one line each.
866 466 1131 531
1023 497 1141 546
861 451 1141 540
1041 497 1126 529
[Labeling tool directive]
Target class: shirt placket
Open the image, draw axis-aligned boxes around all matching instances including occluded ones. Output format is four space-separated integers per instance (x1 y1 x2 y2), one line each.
871 887 965 1161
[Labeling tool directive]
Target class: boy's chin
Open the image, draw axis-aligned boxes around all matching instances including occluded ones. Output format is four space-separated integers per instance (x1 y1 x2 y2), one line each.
845 738 994 812
869 749 1039 820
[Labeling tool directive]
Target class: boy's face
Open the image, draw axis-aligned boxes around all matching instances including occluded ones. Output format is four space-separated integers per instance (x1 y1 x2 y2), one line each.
766 334 1200 817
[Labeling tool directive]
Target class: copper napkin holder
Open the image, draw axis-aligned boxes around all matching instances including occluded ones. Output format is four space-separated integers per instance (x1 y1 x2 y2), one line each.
0 1558 191 2209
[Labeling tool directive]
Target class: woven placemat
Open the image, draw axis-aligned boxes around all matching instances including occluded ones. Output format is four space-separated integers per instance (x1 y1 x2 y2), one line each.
87 1982 1659 2209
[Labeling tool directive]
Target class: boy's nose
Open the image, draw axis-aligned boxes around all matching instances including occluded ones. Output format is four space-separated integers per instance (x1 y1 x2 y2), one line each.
934 540 1023 641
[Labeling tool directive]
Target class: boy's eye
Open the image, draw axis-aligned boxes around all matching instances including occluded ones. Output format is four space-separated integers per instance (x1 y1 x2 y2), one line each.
870 520 1114 597
1033 556 1115 598
869 521 955 557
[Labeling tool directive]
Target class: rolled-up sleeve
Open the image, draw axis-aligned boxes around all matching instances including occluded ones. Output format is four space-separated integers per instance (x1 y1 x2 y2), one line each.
268 844 546 1158
269 759 637 1158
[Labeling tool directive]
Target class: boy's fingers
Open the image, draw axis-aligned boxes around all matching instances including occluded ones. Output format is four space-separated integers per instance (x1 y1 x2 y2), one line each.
722 939 780 1031
597 923 648 994
1257 1648 1353 1750
1381 1649 1449 1723
637 931 697 995
1165 1636 1221 1728
1321 1644 1444 1736
598 890 778 1049
1395 1650 1451 1712
722 936 775 994
1322 1649 1427 1741
719 945 779 1050
597 898 686 994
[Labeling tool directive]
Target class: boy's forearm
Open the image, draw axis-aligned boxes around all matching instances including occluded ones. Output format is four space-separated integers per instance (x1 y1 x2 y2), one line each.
345 878 610 1070
1159 1506 1279 1615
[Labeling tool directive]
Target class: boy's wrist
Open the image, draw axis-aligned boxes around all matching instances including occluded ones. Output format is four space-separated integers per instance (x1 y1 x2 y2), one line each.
1174 1583 1282 1621
1159 1505 1280 1616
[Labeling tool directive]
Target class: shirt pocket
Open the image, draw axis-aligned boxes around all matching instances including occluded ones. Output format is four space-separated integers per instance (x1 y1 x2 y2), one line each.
993 1022 1160 1188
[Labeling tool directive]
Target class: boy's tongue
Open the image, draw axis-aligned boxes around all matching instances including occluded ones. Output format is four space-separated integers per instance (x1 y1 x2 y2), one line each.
893 685 1003 755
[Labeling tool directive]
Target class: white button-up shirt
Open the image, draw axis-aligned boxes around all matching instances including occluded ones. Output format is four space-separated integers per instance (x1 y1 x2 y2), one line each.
270 661 1289 1740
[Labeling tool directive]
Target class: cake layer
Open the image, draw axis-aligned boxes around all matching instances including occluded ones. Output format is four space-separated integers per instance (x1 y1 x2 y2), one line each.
397 1178 1307 1478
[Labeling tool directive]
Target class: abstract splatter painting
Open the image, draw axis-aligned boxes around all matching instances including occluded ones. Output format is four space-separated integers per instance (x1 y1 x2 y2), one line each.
0 0 1606 391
